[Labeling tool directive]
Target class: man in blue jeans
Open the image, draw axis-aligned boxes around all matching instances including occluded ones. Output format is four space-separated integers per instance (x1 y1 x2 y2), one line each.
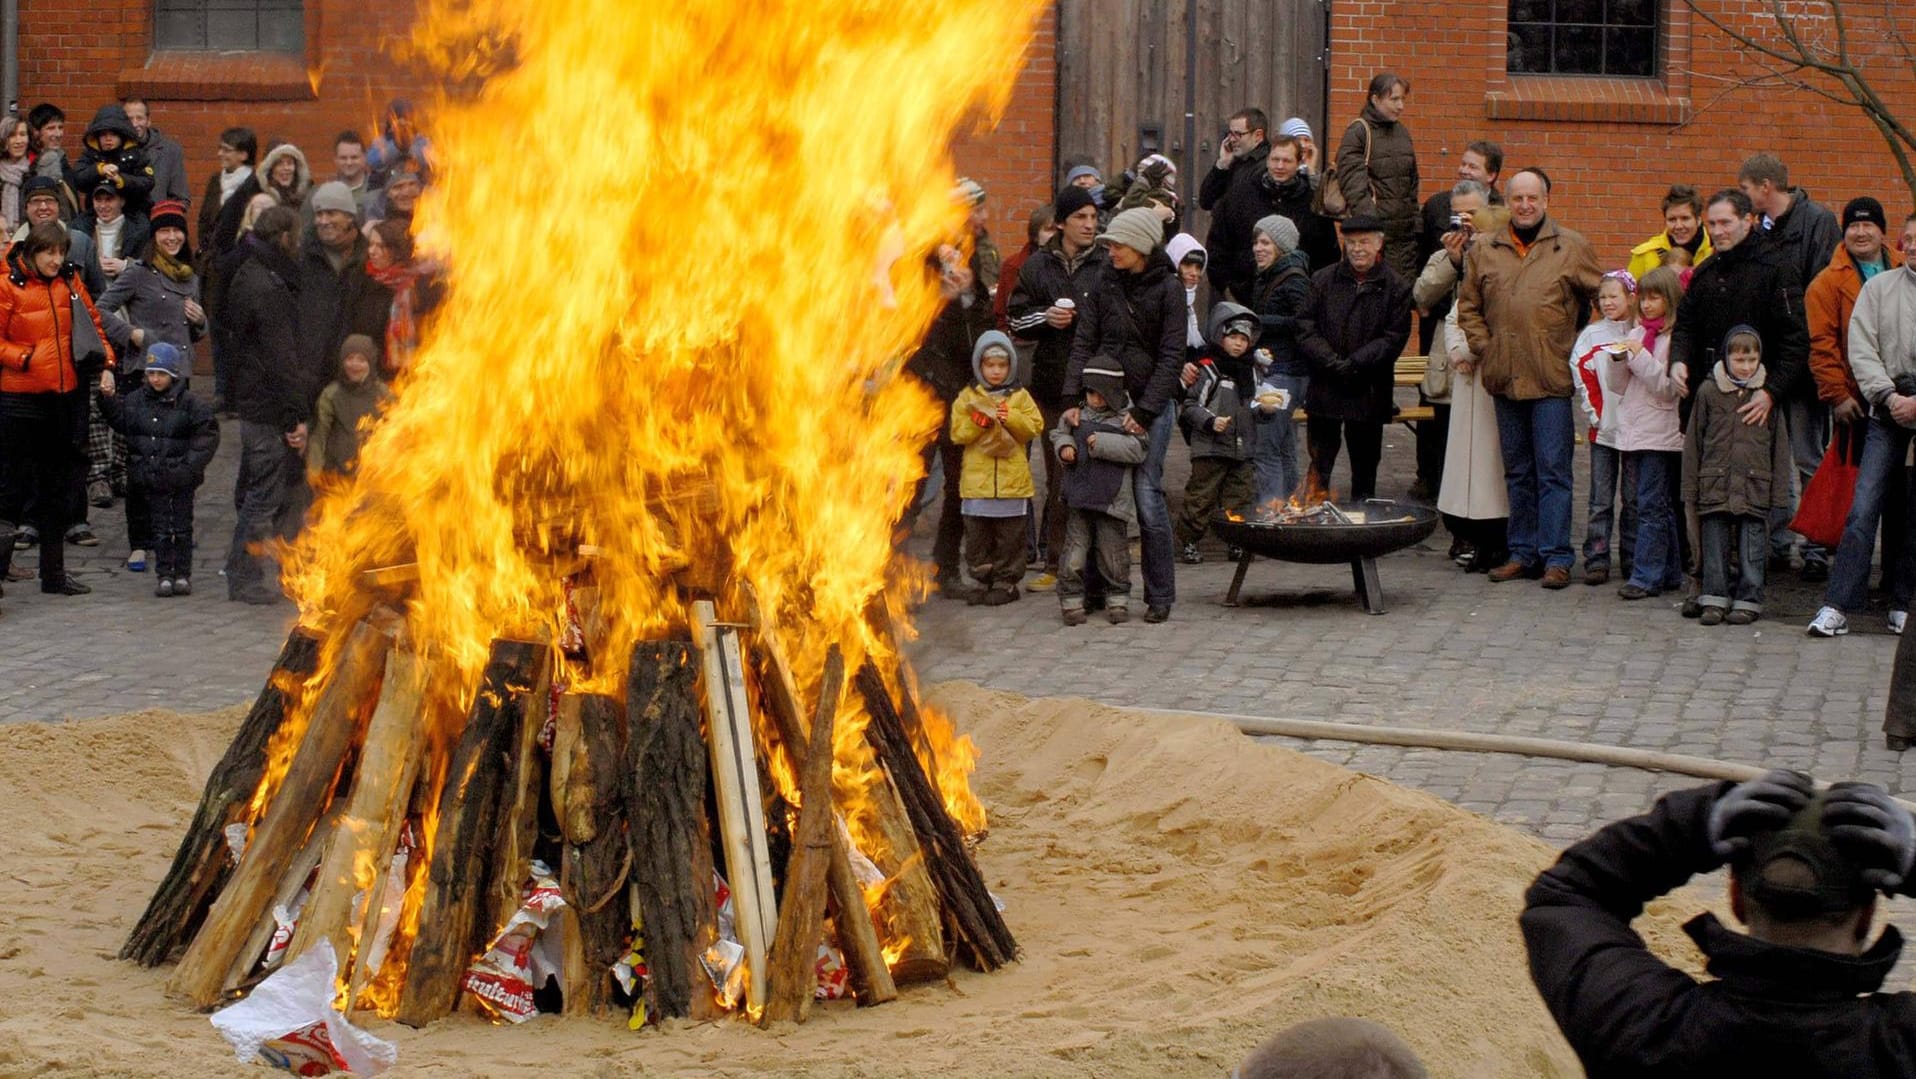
1810 212 1916 639
1456 168 1602 588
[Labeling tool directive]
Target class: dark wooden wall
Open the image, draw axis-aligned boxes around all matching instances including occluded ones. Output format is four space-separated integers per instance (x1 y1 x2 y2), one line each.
1055 0 1328 238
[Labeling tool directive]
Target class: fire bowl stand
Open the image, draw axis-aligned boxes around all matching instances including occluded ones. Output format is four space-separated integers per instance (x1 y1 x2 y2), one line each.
1223 552 1389 615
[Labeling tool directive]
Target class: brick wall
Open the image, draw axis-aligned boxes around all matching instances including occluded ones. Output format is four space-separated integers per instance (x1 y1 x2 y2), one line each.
952 9 1058 257
18 2 1059 257
1329 0 1916 267
20 0 433 236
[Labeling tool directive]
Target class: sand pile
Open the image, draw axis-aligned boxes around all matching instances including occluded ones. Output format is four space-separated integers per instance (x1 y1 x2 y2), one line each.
0 683 1711 1077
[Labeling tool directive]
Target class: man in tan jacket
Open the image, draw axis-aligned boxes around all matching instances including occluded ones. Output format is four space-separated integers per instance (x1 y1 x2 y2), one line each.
1457 167 1602 589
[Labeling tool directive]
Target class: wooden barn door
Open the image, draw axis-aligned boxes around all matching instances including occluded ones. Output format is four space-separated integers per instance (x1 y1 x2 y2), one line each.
1055 0 1328 242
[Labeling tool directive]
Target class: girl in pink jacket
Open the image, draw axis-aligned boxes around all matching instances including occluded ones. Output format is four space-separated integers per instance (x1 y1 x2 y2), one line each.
1612 266 1688 599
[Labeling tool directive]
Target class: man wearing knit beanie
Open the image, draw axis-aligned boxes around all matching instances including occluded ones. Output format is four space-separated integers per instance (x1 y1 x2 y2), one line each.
1067 204 1186 622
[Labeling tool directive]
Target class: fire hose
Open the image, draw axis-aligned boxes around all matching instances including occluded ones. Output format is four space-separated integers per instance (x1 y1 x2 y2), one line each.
1141 707 1916 811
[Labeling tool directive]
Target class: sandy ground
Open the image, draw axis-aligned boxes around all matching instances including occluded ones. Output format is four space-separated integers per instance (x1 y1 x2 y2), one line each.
0 682 1715 1078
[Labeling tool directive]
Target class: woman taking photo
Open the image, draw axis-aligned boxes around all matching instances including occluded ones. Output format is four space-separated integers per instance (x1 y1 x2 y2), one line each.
0 221 116 602
96 199 206 571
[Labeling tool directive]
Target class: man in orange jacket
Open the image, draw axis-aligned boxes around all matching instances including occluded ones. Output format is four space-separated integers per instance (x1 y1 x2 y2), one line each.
1807 197 1908 636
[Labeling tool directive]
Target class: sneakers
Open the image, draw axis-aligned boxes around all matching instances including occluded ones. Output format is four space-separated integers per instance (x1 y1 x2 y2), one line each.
126 549 147 572
1892 610 1908 636
1106 605 1130 625
87 480 112 508
173 577 192 596
980 585 1018 607
1061 607 1088 627
66 524 99 547
1026 572 1058 593
1179 542 1202 564
1807 606 1849 638
13 526 37 550
1700 607 1726 626
156 578 174 598
41 575 90 595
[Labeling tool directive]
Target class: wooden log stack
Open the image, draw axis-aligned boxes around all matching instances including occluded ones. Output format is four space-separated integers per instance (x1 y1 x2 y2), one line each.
129 600 1016 1029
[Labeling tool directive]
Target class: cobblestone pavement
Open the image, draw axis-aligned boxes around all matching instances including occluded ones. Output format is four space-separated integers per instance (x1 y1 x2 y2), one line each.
5 413 1912 857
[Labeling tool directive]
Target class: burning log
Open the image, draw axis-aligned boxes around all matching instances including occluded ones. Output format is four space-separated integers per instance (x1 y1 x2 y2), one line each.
691 601 780 1014
170 620 395 1009
761 646 845 1025
857 664 1017 972
122 629 321 967
751 633 897 1008
280 645 429 973
549 692 634 1016
396 638 551 1027
625 640 721 1021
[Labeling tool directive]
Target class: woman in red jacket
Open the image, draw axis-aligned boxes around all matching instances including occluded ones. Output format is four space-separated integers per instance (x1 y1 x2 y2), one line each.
0 220 116 602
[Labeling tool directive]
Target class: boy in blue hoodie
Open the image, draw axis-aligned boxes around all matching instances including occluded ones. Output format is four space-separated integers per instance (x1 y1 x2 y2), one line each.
949 331 1045 605
1048 359 1148 625
1176 302 1259 562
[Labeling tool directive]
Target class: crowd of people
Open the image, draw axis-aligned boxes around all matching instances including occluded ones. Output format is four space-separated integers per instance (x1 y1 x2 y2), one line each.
915 71 1916 674
0 97 432 613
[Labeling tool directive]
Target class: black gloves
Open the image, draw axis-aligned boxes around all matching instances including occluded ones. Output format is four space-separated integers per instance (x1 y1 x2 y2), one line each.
1708 769 1815 861
1824 782 1916 892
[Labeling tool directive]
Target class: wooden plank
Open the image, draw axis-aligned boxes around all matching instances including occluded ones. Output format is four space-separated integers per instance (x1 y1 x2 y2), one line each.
750 634 898 1008
282 645 428 974
690 600 779 1015
169 621 392 1010
552 692 634 1016
625 640 721 1021
122 628 321 967
395 639 546 1028
858 665 1018 973
484 641 555 951
760 648 845 1025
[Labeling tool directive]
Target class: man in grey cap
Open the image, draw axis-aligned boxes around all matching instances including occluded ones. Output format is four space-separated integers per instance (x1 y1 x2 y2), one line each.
1524 769 1916 1075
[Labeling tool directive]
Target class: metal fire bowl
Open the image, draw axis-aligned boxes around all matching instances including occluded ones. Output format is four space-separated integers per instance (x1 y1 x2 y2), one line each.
1211 499 1440 565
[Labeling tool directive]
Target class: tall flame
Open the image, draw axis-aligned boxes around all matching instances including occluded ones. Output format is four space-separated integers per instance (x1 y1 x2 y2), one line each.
271 0 1038 1010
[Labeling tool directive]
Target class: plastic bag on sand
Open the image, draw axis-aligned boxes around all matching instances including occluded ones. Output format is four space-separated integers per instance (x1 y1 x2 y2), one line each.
210 941 397 1076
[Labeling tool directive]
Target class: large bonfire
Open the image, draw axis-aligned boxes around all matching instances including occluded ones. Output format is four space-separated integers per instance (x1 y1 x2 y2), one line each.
120 0 1039 1041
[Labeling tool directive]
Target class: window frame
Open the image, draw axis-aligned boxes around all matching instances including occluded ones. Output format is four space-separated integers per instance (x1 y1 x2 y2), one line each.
152 0 306 54
1506 0 1663 80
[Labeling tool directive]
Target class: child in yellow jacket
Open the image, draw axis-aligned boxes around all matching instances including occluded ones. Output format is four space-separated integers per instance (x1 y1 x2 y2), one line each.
950 330 1044 604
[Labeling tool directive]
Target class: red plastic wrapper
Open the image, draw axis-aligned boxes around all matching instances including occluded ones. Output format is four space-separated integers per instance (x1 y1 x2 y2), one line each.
461 861 567 1024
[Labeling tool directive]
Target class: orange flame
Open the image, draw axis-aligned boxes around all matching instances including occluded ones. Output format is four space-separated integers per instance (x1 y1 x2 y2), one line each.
259 0 1042 1015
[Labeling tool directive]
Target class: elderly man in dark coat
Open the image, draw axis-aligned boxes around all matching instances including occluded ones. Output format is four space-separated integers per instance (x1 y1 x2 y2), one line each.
1295 215 1413 501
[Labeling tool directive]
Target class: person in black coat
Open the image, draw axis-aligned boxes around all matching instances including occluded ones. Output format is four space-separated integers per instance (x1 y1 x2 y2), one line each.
1064 207 1188 621
1252 135 1339 273
219 205 307 605
1197 108 1272 305
96 342 216 595
63 104 154 220
1295 216 1413 501
1670 190 1810 415
904 241 992 595
1523 769 1916 1078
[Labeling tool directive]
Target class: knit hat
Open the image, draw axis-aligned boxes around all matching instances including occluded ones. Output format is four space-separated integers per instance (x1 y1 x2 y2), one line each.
148 199 189 237
1340 214 1386 235
1277 117 1313 141
310 181 357 218
1053 184 1098 224
1080 358 1128 409
1253 214 1300 254
1743 791 1873 918
1096 207 1163 257
1138 153 1176 188
1065 164 1102 186
1843 196 1888 233
143 341 186 380
339 333 379 366
952 177 986 207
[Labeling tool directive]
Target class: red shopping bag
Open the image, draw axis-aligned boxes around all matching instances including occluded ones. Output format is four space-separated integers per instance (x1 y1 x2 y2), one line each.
1790 423 1862 548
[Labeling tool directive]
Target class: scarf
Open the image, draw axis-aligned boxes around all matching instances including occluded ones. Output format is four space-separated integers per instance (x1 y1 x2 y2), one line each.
0 156 26 229
218 165 252 206
366 259 420 376
150 247 197 284
1640 315 1667 353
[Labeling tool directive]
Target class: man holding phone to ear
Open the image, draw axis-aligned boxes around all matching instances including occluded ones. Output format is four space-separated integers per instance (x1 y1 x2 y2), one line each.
1199 107 1271 304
